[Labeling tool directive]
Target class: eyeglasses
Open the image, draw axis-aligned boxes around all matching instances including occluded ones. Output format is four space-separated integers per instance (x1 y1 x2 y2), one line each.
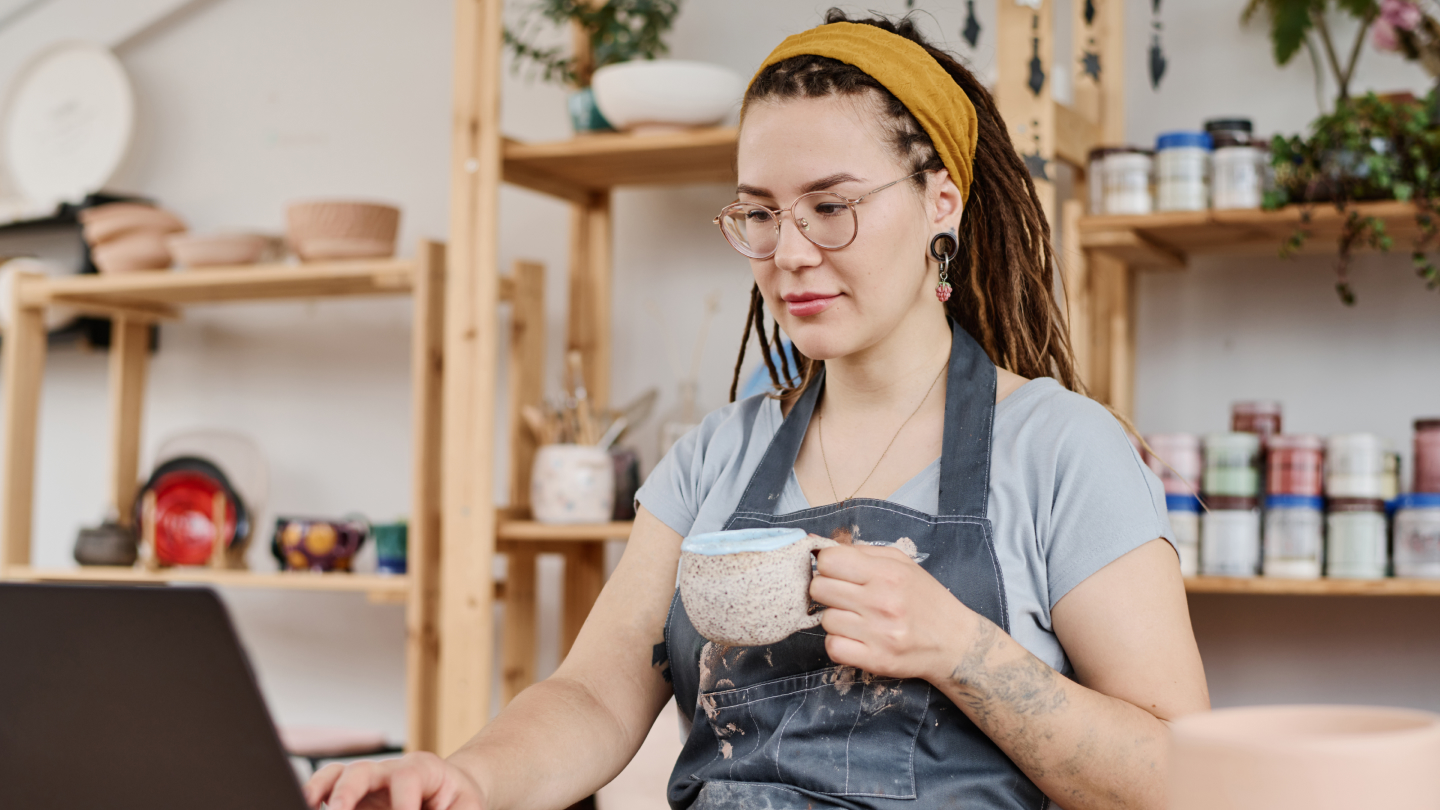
713 171 925 259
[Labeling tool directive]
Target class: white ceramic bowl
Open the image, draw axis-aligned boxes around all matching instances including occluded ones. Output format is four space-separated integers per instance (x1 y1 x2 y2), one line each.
591 60 743 133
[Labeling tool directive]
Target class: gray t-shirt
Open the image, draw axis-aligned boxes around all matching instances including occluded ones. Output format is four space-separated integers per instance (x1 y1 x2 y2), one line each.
635 377 1173 675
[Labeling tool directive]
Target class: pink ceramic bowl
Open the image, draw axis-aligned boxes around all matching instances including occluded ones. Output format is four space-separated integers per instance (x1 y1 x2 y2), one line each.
166 233 272 268
1170 704 1440 809
79 203 186 246
284 201 399 261
91 231 172 274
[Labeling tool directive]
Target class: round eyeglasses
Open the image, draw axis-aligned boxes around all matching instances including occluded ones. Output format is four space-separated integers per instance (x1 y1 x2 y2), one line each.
712 171 925 259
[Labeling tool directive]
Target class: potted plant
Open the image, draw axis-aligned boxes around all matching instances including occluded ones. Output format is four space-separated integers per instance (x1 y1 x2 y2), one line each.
1246 0 1440 302
504 0 681 133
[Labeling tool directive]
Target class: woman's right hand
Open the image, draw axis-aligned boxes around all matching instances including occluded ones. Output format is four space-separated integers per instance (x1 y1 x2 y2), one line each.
304 752 486 810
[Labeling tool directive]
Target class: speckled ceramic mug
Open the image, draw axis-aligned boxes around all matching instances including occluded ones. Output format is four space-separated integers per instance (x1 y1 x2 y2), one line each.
679 527 838 647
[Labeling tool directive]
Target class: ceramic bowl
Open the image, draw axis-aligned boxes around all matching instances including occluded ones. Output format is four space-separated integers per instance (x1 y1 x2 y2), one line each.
285 201 400 261
591 60 743 133
272 516 369 572
91 230 172 274
166 233 272 268
1170 704 1440 809
79 202 185 246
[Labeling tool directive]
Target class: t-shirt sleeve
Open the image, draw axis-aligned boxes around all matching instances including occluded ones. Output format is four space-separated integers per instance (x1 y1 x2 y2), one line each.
1043 395 1174 607
634 422 707 537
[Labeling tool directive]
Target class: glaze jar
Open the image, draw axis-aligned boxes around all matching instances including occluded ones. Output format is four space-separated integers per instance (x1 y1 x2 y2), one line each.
1203 432 1261 498
1087 146 1125 214
1102 148 1154 215
1231 400 1282 445
1326 498 1388 579
1394 493 1440 578
531 444 616 524
1167 494 1201 577
1415 419 1440 493
1207 118 1263 210
1201 496 1261 577
1155 132 1212 212
1262 495 1324 579
1326 433 1387 499
1267 434 1324 496
1144 433 1202 495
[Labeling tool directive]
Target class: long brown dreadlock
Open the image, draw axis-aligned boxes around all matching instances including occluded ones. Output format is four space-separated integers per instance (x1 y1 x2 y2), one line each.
728 10 1082 407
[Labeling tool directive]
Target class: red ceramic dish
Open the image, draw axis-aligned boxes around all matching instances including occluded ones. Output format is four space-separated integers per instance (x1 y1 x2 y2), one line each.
151 470 237 566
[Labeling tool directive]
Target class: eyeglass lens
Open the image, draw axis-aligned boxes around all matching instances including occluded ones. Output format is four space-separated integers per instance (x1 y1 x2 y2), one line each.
718 193 857 258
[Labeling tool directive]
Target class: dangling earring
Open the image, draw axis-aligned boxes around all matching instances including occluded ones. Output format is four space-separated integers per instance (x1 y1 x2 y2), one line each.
929 229 958 303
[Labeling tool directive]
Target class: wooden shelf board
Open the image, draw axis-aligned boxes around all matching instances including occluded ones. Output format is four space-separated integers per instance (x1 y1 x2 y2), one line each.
1185 575 1440 596
503 127 737 201
4 565 409 597
1078 200 1428 267
496 520 633 542
23 258 416 311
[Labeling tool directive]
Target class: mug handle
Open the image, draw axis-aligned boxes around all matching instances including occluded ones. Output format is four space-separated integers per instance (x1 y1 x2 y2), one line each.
797 535 840 630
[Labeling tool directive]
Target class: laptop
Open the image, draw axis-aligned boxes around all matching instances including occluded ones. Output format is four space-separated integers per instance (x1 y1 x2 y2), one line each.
0 583 309 810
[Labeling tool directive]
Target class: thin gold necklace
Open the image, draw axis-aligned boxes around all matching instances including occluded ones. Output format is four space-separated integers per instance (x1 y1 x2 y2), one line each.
817 360 947 503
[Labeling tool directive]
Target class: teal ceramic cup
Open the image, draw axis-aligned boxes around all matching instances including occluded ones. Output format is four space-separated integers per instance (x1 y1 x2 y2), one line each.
372 521 408 575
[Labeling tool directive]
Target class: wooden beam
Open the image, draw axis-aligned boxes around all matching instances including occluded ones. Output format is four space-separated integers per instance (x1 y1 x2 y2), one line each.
1060 199 1092 390
1053 100 1100 170
107 318 151 528
500 546 538 705
505 260 546 510
560 541 605 660
439 0 504 755
996 0 1057 228
0 274 47 574
567 192 613 409
406 240 447 754
1079 228 1186 269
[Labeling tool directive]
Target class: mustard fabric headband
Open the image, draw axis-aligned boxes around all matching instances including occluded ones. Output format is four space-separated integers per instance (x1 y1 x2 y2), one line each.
751 22 979 205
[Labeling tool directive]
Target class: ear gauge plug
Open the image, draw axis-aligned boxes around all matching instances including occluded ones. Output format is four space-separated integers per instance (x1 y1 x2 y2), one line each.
930 230 957 302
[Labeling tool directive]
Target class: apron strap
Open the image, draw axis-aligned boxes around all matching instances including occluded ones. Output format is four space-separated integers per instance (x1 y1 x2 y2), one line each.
731 365 825 514
937 322 996 518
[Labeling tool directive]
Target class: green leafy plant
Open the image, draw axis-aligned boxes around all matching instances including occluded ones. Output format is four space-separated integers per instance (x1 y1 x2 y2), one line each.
1243 0 1380 110
1266 91 1440 303
504 0 681 88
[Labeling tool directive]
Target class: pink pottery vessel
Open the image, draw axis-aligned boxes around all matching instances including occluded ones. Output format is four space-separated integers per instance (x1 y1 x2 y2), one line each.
284 201 399 261
1170 705 1440 809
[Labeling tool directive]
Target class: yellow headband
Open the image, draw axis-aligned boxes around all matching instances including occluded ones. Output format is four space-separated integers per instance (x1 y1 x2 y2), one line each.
751 22 979 204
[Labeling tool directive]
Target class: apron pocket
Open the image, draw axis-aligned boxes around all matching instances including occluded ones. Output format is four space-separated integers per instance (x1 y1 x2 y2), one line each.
699 666 930 799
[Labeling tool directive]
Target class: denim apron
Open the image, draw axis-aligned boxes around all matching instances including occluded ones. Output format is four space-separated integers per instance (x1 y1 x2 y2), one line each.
661 323 1045 810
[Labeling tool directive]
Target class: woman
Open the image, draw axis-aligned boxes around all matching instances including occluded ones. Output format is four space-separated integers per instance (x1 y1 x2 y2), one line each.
308 12 1209 810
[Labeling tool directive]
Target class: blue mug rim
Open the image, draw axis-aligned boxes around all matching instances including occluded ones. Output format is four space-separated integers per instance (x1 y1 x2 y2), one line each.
681 527 807 556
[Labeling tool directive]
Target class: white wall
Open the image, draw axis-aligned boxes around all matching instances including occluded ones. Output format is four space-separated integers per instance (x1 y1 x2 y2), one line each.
4 0 1440 758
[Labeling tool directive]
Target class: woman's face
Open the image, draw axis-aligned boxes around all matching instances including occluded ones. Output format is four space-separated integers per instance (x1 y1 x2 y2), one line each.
734 93 960 361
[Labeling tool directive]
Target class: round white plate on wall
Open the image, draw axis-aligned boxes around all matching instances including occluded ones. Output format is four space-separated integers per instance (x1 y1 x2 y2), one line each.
2 41 135 210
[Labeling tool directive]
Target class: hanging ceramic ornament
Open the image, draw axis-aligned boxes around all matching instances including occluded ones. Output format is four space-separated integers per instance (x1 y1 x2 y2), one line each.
963 0 981 48
1027 13 1046 96
1149 0 1168 89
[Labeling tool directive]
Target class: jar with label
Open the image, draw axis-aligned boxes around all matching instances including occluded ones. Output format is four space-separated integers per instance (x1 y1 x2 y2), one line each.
1087 147 1125 214
1167 493 1201 577
1102 147 1154 215
1267 434 1324 496
1155 132 1211 212
1416 418 1440 493
1144 433 1202 495
1262 495 1324 579
1326 498 1388 579
1231 400 1282 445
1206 118 1263 210
1393 493 1440 578
1203 432 1261 498
1326 433 1386 498
1201 496 1261 577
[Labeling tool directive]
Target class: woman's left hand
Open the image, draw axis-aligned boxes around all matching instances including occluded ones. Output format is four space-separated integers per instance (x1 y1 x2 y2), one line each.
810 543 976 683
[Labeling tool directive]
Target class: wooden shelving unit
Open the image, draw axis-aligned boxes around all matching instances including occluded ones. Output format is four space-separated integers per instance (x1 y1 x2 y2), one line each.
503 127 738 201
1185 576 1440 597
0 243 448 752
